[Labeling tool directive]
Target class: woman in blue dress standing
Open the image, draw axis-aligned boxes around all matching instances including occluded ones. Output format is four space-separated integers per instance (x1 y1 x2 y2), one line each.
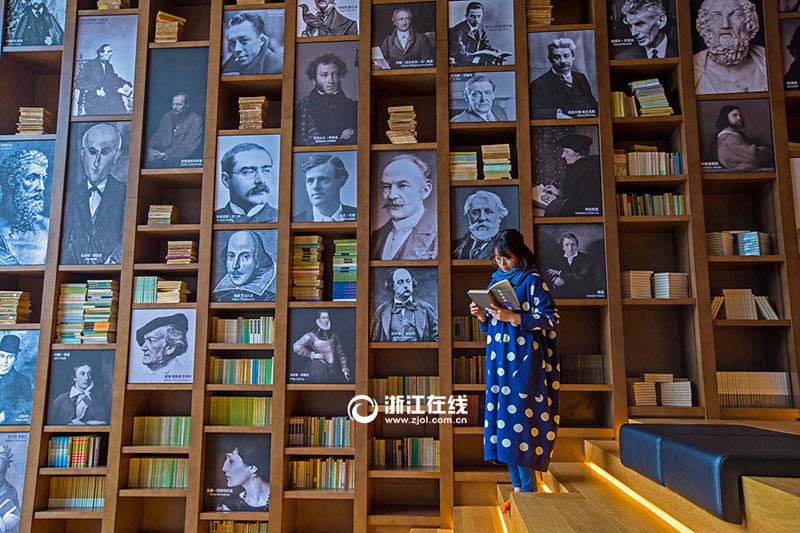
469 229 560 512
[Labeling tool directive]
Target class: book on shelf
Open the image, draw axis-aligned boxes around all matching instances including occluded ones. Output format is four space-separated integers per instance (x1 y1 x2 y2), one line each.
453 354 486 384
166 240 197 264
612 79 674 118
613 147 682 176
717 372 792 408
717 289 779 320
147 204 177 225
452 316 483 342
450 151 478 181
128 457 189 489
292 235 323 301
56 280 119 344
481 144 512 179
288 416 351 448
706 231 736 256
621 270 653 299
332 239 356 301
96 0 131 9
386 105 418 144
48 476 105 510
372 437 440 468
47 435 103 468
289 457 354 490
132 416 191 447
706 230 771 256
653 272 689 299
154 11 186 43
560 354 605 384
0 291 31 324
468 279 521 311
210 396 272 426
526 0 554 28
628 375 693 407
369 376 440 403
209 357 273 385
209 522 269 533
239 96 268 130
16 107 54 135
212 316 275 344
616 192 684 216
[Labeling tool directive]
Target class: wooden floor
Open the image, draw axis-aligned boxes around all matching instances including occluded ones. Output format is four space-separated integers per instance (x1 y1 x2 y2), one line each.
453 506 506 533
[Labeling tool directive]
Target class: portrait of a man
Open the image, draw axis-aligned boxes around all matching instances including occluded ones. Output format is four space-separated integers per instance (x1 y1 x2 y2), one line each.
541 134 602 217
204 434 271 512
0 142 53 265
297 0 358 37
0 434 27 533
692 0 768 94
289 308 354 384
781 0 800 11
212 230 278 303
146 92 204 167
450 72 516 122
370 267 439 342
536 224 606 299
370 152 438 260
448 1 513 66
451 187 519 259
0 334 35 426
292 152 357 222
74 44 133 116
697 99 774 172
47 351 112 426
4 0 65 46
372 4 435 70
222 10 284 76
215 136 280 224
610 0 677 59
129 310 195 384
61 122 129 265
714 105 774 171
782 19 800 90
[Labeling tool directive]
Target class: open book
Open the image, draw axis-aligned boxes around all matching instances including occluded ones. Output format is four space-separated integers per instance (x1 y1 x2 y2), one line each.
468 279 521 312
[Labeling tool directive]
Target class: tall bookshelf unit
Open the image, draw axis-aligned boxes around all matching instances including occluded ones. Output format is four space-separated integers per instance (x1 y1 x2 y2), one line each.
0 0 797 531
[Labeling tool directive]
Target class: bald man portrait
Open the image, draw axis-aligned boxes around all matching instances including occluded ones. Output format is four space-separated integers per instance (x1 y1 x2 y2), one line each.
212 230 277 302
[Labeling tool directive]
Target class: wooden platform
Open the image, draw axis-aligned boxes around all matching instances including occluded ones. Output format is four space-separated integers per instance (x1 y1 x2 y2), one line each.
453 506 506 533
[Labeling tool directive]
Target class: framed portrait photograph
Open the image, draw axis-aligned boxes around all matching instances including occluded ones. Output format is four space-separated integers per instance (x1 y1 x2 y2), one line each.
61 121 130 266
697 98 775 173
215 134 281 225
531 125 603 216
371 2 435 70
450 185 520 259
528 29 599 119
292 150 357 223
288 307 355 384
212 229 278 303
608 0 678 60
71 15 137 117
535 223 607 299
4 0 65 46
0 138 55 266
143 47 208 169
0 431 30 529
297 0 359 37
204 433 271 512
293 41 359 147
448 0 515 66
449 71 516 122
781 0 800 11
370 150 438 260
369 266 439 342
222 8 284 76
46 349 114 426
690 0 768 94
781 18 800 90
128 309 196 384
0 330 37 426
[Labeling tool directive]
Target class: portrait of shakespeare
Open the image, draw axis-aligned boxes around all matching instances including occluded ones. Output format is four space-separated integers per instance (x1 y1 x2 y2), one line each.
213 230 277 302
693 0 768 94
222 11 283 76
0 148 50 265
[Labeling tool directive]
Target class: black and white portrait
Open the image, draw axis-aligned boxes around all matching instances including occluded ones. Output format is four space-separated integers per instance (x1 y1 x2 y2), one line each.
450 186 519 259
128 309 196 384
212 229 278 303
0 433 28 533
448 0 514 66
608 0 678 59
370 266 438 342
697 99 774 172
222 8 284 76
215 134 281 225
61 121 130 265
143 47 208 168
294 41 358 147
289 307 355 384
0 139 54 266
46 349 114 426
449 71 516 122
781 18 800 90
297 0 358 37
532 126 603 216
0 332 36 426
691 0 768 94
536 224 606 299
3 0 65 46
370 150 438 260
71 15 137 116
204 433 271 512
528 29 599 119
292 151 357 222
781 0 800 11
371 3 435 70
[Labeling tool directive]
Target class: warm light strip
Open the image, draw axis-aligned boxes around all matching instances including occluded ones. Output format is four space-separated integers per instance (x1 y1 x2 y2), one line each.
496 507 510 533
586 462 695 533
539 482 553 493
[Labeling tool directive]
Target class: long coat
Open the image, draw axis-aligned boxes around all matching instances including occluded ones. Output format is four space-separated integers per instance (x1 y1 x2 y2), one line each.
75 58 130 115
370 208 437 260
379 29 434 69
479 271 560 470
61 176 126 265
529 70 598 119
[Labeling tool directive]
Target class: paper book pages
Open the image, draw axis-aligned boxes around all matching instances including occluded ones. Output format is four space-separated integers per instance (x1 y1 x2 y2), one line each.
97 0 131 9
489 279 521 310
332 239 357 301
560 354 604 384
147 204 178 225
450 151 478 181
526 0 553 29
627 379 657 406
754 295 780 320
717 371 791 408
706 231 735 256
386 105 418 144
735 231 772 256
659 381 692 407
17 107 54 135
154 11 186 43
722 288 758 320
0 291 31 324
481 144 512 179
238 96 268 131
292 235 323 301
621 270 653 299
710 295 725 319
653 272 689 299
166 241 197 264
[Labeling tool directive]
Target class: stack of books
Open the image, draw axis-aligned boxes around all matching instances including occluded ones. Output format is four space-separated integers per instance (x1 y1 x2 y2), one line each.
47 435 103 468
154 11 186 43
450 151 479 180
372 437 440 468
48 476 105 510
56 283 88 344
288 416 351 447
289 457 354 490
147 205 177 225
132 416 191 446
212 316 275 344
613 146 682 176
653 272 689 299
721 288 758 320
621 270 653 299
128 458 188 488
165 241 197 264
659 379 693 407
332 238 356 301
96 0 130 9
526 0 554 28
133 276 160 304
612 91 639 118
83 279 118 344
561 354 605 384
627 379 657 406
452 316 483 341
291 235 323 301
629 79 673 117
17 107 54 135
736 231 771 256
453 355 486 385
209 521 268 533
386 105 417 144
156 280 190 303
706 231 735 255
0 291 31 324
481 144 512 179
717 371 791 408
239 96 267 130
616 192 684 216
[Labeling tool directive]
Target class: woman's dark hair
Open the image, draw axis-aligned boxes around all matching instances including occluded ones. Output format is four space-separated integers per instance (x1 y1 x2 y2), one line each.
493 229 537 273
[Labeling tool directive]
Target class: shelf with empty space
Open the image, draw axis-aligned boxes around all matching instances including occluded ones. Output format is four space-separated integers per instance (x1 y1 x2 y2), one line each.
0 425 34 433
34 509 103 519
627 406 705 418
609 57 679 75
127 383 192 391
371 68 436 94
702 172 775 193
367 504 439 527
0 323 39 330
369 342 438 349
136 224 201 236
615 174 687 186
58 264 121 273
204 426 272 434
612 115 683 136
118 488 187 498
149 40 210 49
707 255 784 269
206 384 273 392
121 446 189 455
39 467 108 476
208 343 274 350
617 215 690 232
0 265 45 274
288 301 356 308
139 168 203 187
622 298 695 307
368 467 440 479
199 511 270 521
286 384 354 392
713 320 791 328
283 489 354 499
1 46 63 73
285 447 354 456
720 407 800 420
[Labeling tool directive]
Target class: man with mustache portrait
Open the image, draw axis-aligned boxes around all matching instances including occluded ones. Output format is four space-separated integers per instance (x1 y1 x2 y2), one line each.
529 37 598 119
213 230 277 302
370 268 438 342
215 143 278 224
452 190 509 259
0 149 50 265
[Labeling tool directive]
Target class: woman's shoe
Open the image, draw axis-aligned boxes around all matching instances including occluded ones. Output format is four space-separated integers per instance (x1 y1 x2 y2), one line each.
500 497 512 513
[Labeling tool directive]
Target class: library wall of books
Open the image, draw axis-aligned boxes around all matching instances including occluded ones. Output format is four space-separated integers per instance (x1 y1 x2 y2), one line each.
0 0 799 531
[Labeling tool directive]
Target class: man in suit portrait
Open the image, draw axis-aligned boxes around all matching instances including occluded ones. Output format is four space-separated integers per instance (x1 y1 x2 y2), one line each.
452 190 509 259
714 105 773 171
9 0 64 46
449 2 504 66
616 0 676 59
146 92 204 167
299 0 357 37
293 154 356 222
544 134 602 216
222 12 283 76
545 232 598 298
215 143 277 224
74 44 133 115
371 154 437 260
784 25 800 89
451 74 508 122
134 313 192 381
61 123 126 265
0 149 50 265
213 230 276 302
0 336 32 426
529 37 598 119
378 7 434 69
49 360 108 425
370 268 438 342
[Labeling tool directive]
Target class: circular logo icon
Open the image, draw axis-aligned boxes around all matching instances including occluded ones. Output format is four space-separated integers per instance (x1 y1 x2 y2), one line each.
347 394 378 424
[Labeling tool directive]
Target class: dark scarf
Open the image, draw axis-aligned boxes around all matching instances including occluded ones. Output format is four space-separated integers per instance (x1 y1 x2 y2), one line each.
490 264 531 290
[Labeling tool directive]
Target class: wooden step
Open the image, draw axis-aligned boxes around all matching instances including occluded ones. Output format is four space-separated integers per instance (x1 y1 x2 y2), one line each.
409 530 452 533
509 492 621 533
453 506 505 533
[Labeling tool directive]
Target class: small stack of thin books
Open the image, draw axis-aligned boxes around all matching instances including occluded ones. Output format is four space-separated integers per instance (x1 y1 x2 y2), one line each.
659 380 692 407
292 235 323 301
56 283 87 344
450 151 478 180
134 276 161 304
706 231 735 255
526 0 553 28
332 238 356 301
165 241 197 264
0 292 31 324
653 272 689 299
621 270 653 299
386 106 417 144
147 205 177 225
97 0 130 9
627 379 657 406
628 79 673 117
236 0 264 5
155 11 186 43
83 279 119 344
17 107 54 135
239 96 267 130
713 291 779 320
157 280 190 304
481 144 512 179
735 231 771 256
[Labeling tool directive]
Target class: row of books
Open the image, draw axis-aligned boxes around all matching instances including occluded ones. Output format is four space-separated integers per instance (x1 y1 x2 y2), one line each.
166 240 197 264
128 457 189 489
386 105 417 144
48 476 105 510
332 239 356 301
209 397 272 426
613 79 674 118
369 376 440 403
613 148 682 176
56 280 119 344
453 354 486 385
132 416 191 447
706 231 772 256
561 353 605 385
622 271 690 299
208 357 274 385
452 316 482 342
147 204 177 225
47 435 103 468
209 522 269 533
289 458 354 490
133 276 190 304
292 235 323 301
450 144 512 181
0 291 31 324
239 96 267 131
288 416 351 448
17 107 53 135
212 316 275 344
711 289 780 320
616 193 685 216
526 0 554 28
717 372 792 408
627 375 692 407
372 437 440 468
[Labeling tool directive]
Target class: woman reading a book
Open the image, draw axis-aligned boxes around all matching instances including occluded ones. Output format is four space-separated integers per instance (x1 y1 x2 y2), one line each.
469 229 560 512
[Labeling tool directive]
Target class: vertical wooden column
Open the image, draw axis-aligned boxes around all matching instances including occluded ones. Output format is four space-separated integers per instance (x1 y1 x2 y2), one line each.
513 0 534 246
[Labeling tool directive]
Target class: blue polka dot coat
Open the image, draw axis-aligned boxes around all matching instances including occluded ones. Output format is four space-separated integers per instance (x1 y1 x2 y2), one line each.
479 271 560 471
